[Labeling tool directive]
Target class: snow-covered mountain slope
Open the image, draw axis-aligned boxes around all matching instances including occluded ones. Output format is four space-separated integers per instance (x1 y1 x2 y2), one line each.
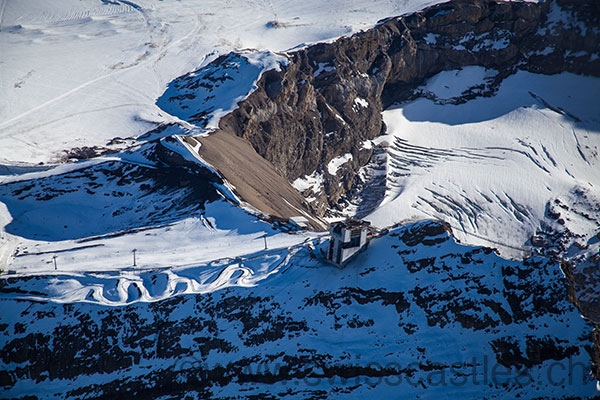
1 0 600 397
0 0 447 165
1 222 597 398
156 51 287 131
0 140 314 275
0 244 304 305
345 70 600 259
160 0 597 247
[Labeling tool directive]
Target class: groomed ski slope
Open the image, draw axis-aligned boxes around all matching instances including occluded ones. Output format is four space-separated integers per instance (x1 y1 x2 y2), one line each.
0 155 318 276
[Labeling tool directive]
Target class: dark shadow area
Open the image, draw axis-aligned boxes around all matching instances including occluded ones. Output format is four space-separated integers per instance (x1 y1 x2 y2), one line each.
155 52 264 127
0 148 222 242
0 163 51 176
395 71 600 129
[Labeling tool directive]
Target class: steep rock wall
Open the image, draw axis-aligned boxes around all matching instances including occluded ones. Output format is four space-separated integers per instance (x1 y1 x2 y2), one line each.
217 0 600 214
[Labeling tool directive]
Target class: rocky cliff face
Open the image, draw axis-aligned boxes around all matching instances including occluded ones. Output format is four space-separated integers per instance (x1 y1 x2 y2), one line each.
217 0 600 214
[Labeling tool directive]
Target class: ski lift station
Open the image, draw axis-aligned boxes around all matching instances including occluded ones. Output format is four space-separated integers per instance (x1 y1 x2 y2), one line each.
326 219 370 266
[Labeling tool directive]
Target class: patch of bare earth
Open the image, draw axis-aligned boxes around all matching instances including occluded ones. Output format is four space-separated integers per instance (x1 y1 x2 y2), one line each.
196 130 325 230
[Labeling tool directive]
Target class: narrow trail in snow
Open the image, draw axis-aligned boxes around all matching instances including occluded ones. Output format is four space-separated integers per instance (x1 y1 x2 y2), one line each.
0 240 316 306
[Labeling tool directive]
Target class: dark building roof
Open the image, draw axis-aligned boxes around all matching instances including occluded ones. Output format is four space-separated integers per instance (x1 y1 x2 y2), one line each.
330 218 371 231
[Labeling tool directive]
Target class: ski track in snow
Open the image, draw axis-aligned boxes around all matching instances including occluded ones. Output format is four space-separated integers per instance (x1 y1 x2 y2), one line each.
0 244 308 306
0 1 203 134
0 0 7 28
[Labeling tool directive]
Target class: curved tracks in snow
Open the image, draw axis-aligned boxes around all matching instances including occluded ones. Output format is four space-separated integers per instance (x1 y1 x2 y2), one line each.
0 242 310 306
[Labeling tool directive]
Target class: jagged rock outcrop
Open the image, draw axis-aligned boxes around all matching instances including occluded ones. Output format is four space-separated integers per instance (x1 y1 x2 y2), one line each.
216 0 600 214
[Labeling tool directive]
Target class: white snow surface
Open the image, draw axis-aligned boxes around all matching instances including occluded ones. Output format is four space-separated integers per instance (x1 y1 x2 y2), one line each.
0 0 596 288
6 236 308 305
0 0 450 280
292 169 324 193
327 153 354 175
0 0 450 165
420 66 497 99
0 139 315 276
156 50 288 130
1 193 314 277
353 97 369 109
360 69 600 258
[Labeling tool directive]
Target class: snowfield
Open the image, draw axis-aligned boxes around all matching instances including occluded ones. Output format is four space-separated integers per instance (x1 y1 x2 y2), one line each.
156 51 288 131
0 0 597 299
0 0 448 165
351 69 600 259
2 0 588 273
0 0 449 280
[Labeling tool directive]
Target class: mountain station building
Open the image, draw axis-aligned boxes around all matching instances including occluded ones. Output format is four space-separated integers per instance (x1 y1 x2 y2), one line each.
326 219 370 266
